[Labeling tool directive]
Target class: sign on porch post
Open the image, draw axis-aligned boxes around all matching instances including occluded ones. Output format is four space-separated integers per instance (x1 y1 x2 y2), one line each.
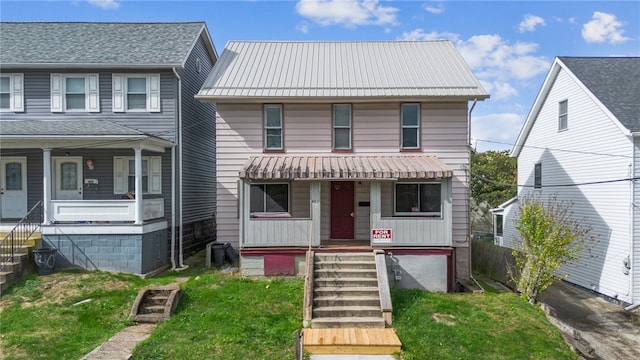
372 229 392 243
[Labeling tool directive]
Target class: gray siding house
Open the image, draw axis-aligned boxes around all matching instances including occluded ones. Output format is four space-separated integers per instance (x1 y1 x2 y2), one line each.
197 41 489 291
0 22 218 274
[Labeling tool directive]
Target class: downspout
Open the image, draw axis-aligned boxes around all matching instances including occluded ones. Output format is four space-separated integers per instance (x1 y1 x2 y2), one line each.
626 132 638 311
170 145 176 270
468 98 478 149
173 67 186 269
467 99 482 289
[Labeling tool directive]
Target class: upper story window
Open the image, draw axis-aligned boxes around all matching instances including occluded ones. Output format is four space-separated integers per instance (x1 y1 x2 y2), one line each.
264 104 283 151
394 182 441 216
0 73 23 112
51 74 100 112
401 103 420 149
534 163 542 189
112 74 161 113
333 104 352 150
113 156 162 195
558 100 568 131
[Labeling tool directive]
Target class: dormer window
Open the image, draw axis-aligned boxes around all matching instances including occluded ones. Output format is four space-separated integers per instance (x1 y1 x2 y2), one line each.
112 74 161 113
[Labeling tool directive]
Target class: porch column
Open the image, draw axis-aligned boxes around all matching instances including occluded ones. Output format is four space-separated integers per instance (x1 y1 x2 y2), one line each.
310 181 321 246
134 148 143 224
42 148 52 225
370 182 382 230
239 178 250 247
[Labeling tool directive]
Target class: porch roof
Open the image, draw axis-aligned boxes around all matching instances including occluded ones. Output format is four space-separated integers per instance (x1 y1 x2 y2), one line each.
240 155 453 180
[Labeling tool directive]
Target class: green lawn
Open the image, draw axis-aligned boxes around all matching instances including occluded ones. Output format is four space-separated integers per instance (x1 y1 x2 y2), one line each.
0 266 577 360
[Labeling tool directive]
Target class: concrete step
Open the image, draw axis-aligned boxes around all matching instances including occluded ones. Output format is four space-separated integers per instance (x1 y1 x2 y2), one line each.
313 305 382 318
314 277 379 288
141 305 166 314
314 260 376 270
315 253 374 263
314 268 377 279
314 286 380 297
0 271 14 284
314 295 381 307
311 316 386 329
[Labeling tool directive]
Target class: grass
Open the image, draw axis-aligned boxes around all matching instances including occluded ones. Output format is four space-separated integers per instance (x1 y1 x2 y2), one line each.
1 262 577 360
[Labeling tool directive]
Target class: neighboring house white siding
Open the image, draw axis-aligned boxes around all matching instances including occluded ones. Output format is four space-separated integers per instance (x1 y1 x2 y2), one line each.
634 137 640 304
516 67 634 303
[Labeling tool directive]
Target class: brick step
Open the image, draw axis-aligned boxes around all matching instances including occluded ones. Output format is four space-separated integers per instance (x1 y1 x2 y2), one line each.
314 295 381 307
314 277 379 288
314 268 377 279
313 305 382 318
311 316 386 329
314 286 380 297
314 260 376 270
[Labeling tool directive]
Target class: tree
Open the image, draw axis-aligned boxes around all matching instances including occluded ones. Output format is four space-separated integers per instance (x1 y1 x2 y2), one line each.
470 149 517 209
511 194 596 304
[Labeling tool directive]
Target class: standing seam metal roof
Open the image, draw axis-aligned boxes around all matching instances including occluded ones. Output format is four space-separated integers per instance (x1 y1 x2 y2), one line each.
0 22 209 66
198 41 489 99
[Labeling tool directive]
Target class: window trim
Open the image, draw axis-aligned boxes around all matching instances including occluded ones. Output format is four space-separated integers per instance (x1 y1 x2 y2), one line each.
50 73 99 113
401 103 421 149
534 163 542 189
558 99 568 131
249 182 290 215
393 181 442 217
263 104 284 151
113 156 162 195
0 73 24 112
112 74 160 113
333 103 352 151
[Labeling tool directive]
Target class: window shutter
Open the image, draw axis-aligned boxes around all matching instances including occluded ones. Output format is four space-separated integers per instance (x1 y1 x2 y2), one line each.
112 74 125 112
50 74 63 112
113 157 127 194
149 156 162 193
11 73 24 112
148 74 160 112
87 74 100 112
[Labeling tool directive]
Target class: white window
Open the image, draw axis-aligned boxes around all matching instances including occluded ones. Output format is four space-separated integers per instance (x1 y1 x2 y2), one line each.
50 74 99 112
534 163 542 189
250 183 289 214
113 156 162 195
264 104 283 150
333 104 352 150
112 74 160 112
558 99 568 131
0 73 24 112
394 182 441 216
401 103 420 149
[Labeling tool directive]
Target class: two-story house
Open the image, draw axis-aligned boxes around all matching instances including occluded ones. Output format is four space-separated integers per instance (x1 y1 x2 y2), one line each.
196 41 488 290
496 57 640 308
0 22 218 274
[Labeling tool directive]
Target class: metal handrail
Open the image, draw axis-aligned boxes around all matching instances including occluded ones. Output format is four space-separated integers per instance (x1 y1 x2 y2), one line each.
0 201 43 272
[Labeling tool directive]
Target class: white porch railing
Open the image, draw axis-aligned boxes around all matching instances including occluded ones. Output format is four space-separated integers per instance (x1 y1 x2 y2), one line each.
245 218 317 247
50 198 164 222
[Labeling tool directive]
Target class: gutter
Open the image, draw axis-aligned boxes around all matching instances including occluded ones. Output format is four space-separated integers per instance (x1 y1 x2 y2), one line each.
173 67 186 270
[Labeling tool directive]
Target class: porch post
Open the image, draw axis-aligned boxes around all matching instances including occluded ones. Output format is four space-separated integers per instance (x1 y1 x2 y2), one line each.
370 182 381 231
42 148 52 225
310 181 321 246
134 148 143 224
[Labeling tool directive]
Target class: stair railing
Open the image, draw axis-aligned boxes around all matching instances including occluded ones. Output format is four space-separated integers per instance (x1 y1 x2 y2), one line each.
0 201 43 272
303 220 314 327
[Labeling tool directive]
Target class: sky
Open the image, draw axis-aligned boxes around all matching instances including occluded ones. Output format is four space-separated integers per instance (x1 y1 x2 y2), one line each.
1 0 639 152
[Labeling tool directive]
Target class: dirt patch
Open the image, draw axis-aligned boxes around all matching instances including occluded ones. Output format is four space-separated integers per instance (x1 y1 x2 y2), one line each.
431 313 456 326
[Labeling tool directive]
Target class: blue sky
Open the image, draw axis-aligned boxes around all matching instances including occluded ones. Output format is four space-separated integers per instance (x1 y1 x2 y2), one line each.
2 0 639 152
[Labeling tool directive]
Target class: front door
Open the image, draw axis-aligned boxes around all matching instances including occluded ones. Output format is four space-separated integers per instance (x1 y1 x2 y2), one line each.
53 157 83 200
0 157 28 218
330 181 354 240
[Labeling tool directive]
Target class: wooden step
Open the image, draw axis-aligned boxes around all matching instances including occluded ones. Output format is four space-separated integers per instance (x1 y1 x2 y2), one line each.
303 328 401 354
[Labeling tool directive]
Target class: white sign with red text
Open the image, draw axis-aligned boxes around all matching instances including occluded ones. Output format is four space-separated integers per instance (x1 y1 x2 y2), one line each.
371 229 392 243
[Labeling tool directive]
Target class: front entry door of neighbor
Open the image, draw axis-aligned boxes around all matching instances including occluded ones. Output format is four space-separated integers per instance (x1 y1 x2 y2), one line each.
0 156 28 219
330 181 355 240
53 157 83 200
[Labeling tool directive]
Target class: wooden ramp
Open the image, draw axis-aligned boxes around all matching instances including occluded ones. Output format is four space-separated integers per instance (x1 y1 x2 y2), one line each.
303 328 402 355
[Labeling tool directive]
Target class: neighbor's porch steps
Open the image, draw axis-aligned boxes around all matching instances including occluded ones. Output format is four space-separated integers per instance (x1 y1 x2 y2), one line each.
307 251 401 355
0 232 41 294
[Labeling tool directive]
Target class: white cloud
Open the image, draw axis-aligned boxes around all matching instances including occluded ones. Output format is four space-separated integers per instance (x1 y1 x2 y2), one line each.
518 14 545 33
397 29 459 42
582 11 630 44
481 81 518 101
297 22 309 34
295 0 398 28
471 113 525 151
424 2 444 15
88 0 119 9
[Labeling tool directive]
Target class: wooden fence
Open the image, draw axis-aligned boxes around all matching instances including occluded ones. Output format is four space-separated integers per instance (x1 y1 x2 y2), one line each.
471 239 519 290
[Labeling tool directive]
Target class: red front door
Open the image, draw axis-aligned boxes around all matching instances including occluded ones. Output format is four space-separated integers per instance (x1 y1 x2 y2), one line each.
331 181 355 240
